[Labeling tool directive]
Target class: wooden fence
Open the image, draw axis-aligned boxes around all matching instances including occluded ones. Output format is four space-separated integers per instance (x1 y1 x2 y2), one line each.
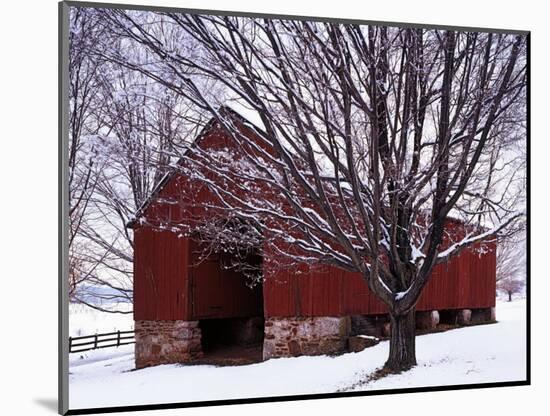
69 330 135 353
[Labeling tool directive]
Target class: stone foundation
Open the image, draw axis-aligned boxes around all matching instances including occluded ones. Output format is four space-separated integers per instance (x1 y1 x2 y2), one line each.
351 314 389 338
416 310 440 330
135 307 497 368
439 307 495 326
352 310 442 336
457 309 472 325
135 320 203 369
263 316 350 360
471 307 496 324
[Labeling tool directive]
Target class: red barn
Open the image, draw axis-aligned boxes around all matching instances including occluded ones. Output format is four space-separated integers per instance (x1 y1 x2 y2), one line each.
128 109 496 369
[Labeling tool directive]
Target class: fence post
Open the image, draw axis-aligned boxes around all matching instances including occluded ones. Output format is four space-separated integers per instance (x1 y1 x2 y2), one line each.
68 330 135 353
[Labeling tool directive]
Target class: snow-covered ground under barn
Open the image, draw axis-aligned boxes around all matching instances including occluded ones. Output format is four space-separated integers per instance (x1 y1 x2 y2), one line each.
69 300 527 410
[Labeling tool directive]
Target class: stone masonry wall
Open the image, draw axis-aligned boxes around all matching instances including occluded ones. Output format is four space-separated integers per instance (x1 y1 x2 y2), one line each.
351 314 390 338
416 310 440 330
438 307 495 326
263 316 350 360
135 320 203 369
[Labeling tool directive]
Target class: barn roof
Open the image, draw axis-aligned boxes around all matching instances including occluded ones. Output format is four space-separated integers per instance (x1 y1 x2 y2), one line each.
126 106 478 231
126 106 265 229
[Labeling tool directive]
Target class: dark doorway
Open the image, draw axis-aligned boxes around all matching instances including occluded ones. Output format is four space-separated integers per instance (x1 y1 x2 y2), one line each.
189 222 265 365
199 316 264 365
189 239 264 320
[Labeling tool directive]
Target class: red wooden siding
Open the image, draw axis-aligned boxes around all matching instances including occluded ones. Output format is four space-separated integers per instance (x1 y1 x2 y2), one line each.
133 116 498 322
263 244 496 318
188 239 263 320
134 228 264 321
133 227 191 321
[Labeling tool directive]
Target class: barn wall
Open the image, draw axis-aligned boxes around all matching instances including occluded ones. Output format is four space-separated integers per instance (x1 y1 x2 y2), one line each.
133 120 497 322
134 227 265 321
263 244 496 318
133 226 191 321
188 240 263 320
135 224 496 321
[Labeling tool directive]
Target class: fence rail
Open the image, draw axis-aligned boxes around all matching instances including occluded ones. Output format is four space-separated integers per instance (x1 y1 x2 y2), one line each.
69 330 135 353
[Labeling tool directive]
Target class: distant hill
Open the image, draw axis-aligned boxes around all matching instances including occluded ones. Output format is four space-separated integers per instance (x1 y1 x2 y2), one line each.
73 284 132 305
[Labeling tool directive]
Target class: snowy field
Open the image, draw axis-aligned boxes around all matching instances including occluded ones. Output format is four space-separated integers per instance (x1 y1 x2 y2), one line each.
69 300 527 410
69 303 133 337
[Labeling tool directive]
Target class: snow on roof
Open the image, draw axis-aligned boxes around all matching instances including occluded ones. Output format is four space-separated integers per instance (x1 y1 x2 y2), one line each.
224 101 266 132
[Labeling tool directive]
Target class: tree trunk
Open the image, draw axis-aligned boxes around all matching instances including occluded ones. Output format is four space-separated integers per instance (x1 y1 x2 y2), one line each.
385 309 417 372
508 292 512 302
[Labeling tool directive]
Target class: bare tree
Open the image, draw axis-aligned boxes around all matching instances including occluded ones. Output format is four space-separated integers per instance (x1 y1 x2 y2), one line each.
68 7 104 300
94 11 527 371
497 275 525 302
496 233 526 301
68 10 209 311
72 75 197 311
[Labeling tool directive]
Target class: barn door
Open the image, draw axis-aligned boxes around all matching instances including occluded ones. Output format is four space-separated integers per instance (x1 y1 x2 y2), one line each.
188 237 264 320
189 248 225 319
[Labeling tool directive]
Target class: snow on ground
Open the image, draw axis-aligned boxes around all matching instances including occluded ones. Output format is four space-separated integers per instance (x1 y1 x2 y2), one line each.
69 303 133 337
351 299 527 391
69 300 527 411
